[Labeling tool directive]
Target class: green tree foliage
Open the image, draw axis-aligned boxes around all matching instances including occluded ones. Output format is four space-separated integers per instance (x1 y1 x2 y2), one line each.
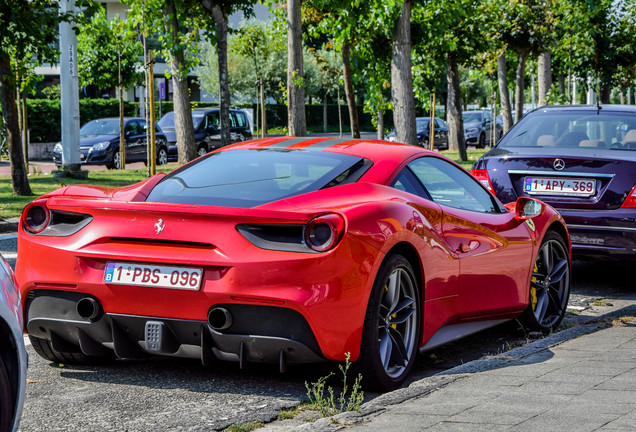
199 21 288 104
126 0 203 79
77 9 143 94
125 0 206 162
303 0 402 137
411 0 492 159
0 0 96 195
551 0 636 102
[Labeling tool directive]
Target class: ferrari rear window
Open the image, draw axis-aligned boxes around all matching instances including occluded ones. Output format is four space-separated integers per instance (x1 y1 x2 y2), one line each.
498 110 636 151
146 149 371 208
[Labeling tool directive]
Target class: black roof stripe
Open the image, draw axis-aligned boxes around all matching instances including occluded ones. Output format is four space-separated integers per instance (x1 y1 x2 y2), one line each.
303 138 357 149
265 137 317 148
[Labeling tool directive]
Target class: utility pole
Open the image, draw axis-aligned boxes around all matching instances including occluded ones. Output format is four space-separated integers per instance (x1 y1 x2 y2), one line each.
57 0 86 178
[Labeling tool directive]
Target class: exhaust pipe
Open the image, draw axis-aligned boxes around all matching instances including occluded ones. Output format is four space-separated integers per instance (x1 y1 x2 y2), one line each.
208 307 233 330
76 297 101 321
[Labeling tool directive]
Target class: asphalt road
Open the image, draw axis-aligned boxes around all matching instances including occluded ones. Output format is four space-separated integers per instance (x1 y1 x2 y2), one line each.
1 232 634 431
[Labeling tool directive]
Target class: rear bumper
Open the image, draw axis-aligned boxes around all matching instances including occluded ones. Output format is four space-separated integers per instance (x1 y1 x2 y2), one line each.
25 290 325 368
561 208 636 260
17 225 380 362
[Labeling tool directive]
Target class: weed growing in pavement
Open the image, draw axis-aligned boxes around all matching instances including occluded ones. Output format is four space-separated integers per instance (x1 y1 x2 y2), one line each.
277 408 298 420
222 421 264 432
305 352 364 417
592 299 613 307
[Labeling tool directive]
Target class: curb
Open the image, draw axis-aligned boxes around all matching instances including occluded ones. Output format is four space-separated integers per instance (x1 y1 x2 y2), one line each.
264 303 636 431
0 218 19 234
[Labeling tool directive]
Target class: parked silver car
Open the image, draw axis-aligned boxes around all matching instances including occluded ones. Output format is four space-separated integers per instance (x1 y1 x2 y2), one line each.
0 253 26 432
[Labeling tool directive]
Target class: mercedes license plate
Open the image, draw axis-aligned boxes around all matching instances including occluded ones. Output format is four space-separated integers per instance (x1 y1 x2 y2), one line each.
104 262 202 290
524 177 596 196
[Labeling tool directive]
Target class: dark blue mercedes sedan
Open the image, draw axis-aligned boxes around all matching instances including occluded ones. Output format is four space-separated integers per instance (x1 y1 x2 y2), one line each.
472 105 636 261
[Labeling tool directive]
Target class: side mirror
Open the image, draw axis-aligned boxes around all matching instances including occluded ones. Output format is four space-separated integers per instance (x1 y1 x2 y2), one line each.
515 197 545 219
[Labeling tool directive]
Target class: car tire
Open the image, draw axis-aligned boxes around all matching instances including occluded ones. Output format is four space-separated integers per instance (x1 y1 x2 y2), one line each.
519 231 571 334
28 335 113 365
357 254 420 392
157 146 168 166
0 355 13 432
478 132 486 148
197 145 208 157
108 151 121 170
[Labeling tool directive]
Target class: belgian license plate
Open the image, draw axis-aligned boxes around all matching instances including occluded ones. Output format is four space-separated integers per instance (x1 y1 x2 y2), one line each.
104 262 202 290
524 177 596 196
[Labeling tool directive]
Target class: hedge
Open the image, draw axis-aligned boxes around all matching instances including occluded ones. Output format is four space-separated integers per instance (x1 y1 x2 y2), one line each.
15 98 383 143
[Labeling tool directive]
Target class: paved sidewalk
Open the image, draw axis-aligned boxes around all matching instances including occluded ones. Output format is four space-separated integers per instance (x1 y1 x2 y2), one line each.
260 309 636 432
344 322 636 431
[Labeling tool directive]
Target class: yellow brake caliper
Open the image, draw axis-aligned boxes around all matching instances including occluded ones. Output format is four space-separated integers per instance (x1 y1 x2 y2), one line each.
385 284 398 329
530 262 538 310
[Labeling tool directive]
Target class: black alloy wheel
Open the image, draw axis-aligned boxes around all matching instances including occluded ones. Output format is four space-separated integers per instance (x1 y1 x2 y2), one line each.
358 254 419 392
197 145 208 157
520 231 571 333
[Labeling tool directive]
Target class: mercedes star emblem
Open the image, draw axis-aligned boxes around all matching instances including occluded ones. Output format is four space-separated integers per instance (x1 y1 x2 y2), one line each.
154 219 165 235
553 159 566 171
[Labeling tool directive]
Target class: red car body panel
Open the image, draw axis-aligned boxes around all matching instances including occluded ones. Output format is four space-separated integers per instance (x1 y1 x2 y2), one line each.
16 138 569 366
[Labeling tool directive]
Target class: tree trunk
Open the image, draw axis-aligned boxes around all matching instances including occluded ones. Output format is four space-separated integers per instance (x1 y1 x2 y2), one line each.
446 53 466 161
287 0 306 136
210 2 231 146
341 42 360 139
600 85 611 104
0 56 31 195
558 75 565 96
515 49 529 124
390 0 417 146
497 51 513 133
537 51 551 106
377 110 384 140
164 0 196 163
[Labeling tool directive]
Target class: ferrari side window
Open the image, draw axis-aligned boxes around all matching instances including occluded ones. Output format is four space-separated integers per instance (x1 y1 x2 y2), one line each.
391 169 431 200
408 157 500 213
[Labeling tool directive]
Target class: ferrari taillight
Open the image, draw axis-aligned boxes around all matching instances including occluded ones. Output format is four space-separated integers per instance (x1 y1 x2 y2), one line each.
471 169 494 192
21 201 92 236
22 200 51 234
621 185 636 208
305 213 345 252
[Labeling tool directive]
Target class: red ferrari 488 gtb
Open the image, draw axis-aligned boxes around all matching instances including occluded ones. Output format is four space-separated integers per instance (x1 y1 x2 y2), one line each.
16 137 571 391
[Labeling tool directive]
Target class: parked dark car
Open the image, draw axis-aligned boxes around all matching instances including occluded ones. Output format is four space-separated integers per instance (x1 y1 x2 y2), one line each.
158 108 253 159
53 118 169 169
0 253 27 432
472 105 636 261
387 117 449 149
496 110 529 133
463 110 500 148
